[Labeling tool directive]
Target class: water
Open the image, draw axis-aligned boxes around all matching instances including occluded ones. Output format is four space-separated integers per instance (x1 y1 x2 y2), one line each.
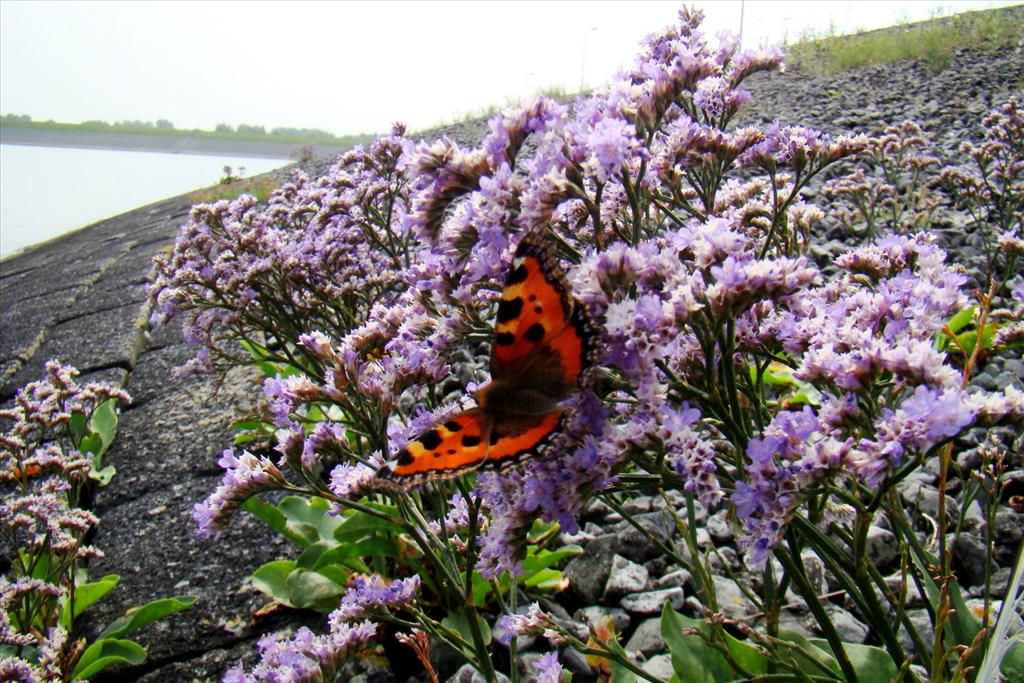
0 144 289 259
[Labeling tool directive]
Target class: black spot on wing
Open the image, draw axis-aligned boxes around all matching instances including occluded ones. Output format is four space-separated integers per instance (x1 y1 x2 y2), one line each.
396 448 413 466
444 420 463 432
496 297 524 323
525 323 546 342
419 430 443 450
495 332 515 346
462 435 481 447
506 263 529 286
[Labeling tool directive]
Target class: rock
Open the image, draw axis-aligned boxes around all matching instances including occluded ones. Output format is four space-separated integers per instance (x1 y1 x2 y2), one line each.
642 653 676 680
713 576 758 621
865 525 900 570
564 535 618 604
826 605 869 644
559 647 595 677
625 617 666 656
603 555 650 601
621 587 686 615
897 609 934 656
652 569 693 591
953 533 989 586
606 511 676 563
994 509 1024 564
707 509 734 544
778 610 818 640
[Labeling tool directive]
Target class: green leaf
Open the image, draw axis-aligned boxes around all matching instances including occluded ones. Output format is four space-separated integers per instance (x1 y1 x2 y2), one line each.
61 575 120 629
278 496 344 544
242 497 310 547
333 508 402 543
89 464 116 486
1004 641 1024 679
774 629 841 679
70 638 147 679
442 610 491 650
522 568 566 591
522 545 582 574
808 639 899 680
251 560 298 606
286 568 345 612
69 411 89 442
91 399 119 452
661 604 766 682
99 595 197 640
944 307 976 336
79 433 103 457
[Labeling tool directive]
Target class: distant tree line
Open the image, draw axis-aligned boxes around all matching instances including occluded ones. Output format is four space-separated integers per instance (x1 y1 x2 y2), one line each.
2 113 340 140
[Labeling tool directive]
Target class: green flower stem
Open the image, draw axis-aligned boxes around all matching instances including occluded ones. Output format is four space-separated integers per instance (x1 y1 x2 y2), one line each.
775 542 860 683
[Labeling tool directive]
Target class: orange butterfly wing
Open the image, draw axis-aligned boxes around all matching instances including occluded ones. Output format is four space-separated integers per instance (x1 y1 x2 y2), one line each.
377 410 489 488
491 230 592 388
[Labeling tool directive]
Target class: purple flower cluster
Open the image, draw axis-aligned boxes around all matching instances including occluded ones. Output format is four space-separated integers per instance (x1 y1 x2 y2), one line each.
1 363 131 680
823 120 940 237
223 620 377 683
1 360 129 486
192 448 286 539
329 574 422 623
149 125 413 376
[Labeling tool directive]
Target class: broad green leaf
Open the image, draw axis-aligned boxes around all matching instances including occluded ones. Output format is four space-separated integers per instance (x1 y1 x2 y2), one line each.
99 595 197 639
79 433 103 457
443 611 492 650
522 568 567 591
91 399 119 452
70 638 147 679
944 307 976 335
314 538 398 567
89 464 116 486
521 545 582 575
333 509 402 543
774 629 840 679
296 542 331 570
314 564 350 588
242 497 312 547
809 638 900 680
661 604 766 682
251 560 298 605
1004 641 1024 679
286 568 345 612
61 575 120 629
69 411 89 442
279 496 344 544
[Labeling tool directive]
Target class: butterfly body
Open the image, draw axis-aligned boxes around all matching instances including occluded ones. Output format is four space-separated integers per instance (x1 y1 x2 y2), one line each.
377 230 594 490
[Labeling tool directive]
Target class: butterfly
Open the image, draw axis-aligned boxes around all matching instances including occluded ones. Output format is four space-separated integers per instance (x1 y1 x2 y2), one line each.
376 229 595 490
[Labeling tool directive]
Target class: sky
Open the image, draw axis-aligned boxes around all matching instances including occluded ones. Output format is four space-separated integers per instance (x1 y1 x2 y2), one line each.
1 1 1020 136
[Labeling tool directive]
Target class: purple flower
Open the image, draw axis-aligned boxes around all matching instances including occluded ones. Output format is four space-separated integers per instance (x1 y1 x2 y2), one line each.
583 115 643 182
330 574 422 624
532 652 566 683
224 620 377 683
193 449 285 539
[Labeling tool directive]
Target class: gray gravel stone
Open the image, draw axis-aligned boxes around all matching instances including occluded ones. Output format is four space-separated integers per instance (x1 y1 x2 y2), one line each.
624 617 666 656
564 535 618 604
641 653 676 680
621 587 686 615
603 554 650 601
